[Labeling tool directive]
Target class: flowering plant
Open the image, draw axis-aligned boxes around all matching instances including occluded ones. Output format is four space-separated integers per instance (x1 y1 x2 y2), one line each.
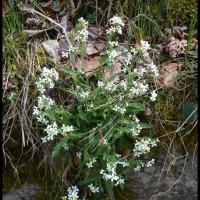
33 16 159 199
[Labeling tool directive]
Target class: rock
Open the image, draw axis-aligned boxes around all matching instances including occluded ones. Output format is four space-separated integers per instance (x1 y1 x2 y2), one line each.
3 183 39 200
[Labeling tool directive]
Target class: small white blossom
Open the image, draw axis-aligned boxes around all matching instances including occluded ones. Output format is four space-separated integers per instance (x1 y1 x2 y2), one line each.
87 158 97 168
88 184 100 194
150 90 157 101
80 91 90 99
61 125 74 136
140 40 150 51
97 81 104 88
105 81 117 92
146 158 155 167
62 51 69 58
67 186 79 200
109 16 124 27
108 41 119 47
76 152 82 159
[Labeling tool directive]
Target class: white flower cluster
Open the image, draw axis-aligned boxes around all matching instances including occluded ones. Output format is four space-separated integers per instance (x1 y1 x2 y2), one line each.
113 105 126 114
97 81 104 88
86 158 97 168
33 67 74 143
140 40 151 52
146 62 159 77
133 162 145 172
75 17 89 43
108 41 119 47
131 124 142 137
132 40 159 78
134 158 155 172
42 122 60 143
107 16 125 35
67 186 79 200
133 67 147 78
119 80 128 91
130 81 149 96
134 138 158 157
36 67 59 94
100 161 125 186
33 106 49 124
105 81 117 92
88 184 100 194
145 158 155 167
33 95 55 125
61 125 74 136
106 49 121 64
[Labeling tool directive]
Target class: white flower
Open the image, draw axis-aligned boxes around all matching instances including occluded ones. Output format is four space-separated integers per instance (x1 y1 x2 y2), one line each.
150 90 157 101
130 47 138 55
122 52 132 66
113 105 126 114
80 91 90 99
109 16 124 27
105 81 117 92
67 186 79 200
134 138 158 157
100 161 125 186
75 17 88 43
130 81 149 96
43 122 60 142
106 49 121 63
62 51 69 58
78 17 88 28
37 95 55 110
76 152 82 159
133 67 147 77
146 62 159 77
86 158 97 168
140 40 150 51
36 67 59 94
146 158 155 167
88 184 100 194
108 41 119 47
107 16 124 35
119 80 127 91
75 29 88 43
97 81 104 88
61 125 74 136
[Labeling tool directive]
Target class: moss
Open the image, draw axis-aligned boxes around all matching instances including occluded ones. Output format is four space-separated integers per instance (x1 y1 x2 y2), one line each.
169 0 197 25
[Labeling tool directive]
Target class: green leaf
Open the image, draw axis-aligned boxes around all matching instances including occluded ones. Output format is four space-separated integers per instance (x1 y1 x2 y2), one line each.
180 102 197 122
52 138 68 159
132 103 145 111
104 181 115 200
139 122 154 129
79 174 101 186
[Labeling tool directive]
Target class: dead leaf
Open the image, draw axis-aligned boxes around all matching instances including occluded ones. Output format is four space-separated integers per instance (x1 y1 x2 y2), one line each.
24 29 46 36
104 62 122 82
94 41 107 51
85 43 99 56
156 62 181 88
166 26 188 39
74 56 100 75
25 17 41 25
88 26 103 36
42 40 60 61
166 36 187 58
